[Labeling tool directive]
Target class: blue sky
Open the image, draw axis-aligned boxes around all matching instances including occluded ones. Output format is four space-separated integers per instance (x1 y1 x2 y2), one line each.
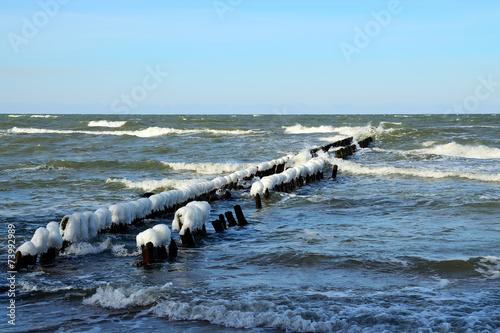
1 0 499 114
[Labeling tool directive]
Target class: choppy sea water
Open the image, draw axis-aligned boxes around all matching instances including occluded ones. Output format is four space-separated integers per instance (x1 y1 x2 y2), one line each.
1 113 499 332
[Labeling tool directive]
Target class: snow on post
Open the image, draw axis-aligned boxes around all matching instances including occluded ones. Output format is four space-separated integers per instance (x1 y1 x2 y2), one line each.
136 224 177 265
172 202 211 247
14 241 38 270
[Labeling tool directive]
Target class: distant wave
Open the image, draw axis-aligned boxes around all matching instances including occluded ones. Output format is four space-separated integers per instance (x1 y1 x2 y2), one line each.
161 161 247 174
412 142 500 160
283 124 337 134
333 159 500 183
6 126 259 138
31 115 58 118
88 120 127 128
106 177 203 192
283 123 395 138
318 135 349 143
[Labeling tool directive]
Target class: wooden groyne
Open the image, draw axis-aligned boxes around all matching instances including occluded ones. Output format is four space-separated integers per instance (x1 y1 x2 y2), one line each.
13 135 373 270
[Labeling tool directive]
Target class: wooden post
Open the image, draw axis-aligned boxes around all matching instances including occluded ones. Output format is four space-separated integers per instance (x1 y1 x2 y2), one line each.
219 213 228 229
141 242 157 264
255 193 262 209
168 238 178 258
180 228 196 247
332 165 338 179
212 219 225 233
14 252 37 271
234 205 248 226
225 211 237 227
39 247 58 265
157 245 168 260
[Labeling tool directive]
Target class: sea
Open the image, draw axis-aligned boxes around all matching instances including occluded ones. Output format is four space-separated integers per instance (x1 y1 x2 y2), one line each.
1 113 499 332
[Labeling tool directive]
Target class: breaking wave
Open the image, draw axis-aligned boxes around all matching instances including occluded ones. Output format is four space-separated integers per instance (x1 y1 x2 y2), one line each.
105 177 203 192
88 120 127 128
332 159 500 183
283 123 395 139
413 142 500 160
6 126 259 138
161 161 247 174
83 283 172 309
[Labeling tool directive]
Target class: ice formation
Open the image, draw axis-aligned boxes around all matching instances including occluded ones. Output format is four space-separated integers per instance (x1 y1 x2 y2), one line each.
250 157 326 196
136 224 171 247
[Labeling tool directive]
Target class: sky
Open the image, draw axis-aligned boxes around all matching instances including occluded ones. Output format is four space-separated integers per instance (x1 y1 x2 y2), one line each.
0 0 499 114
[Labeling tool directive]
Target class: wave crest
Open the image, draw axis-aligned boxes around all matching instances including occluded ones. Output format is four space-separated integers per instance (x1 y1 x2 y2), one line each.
106 177 203 192
83 283 172 309
283 123 394 139
332 159 500 183
161 161 247 174
7 126 259 138
413 142 500 160
88 120 127 128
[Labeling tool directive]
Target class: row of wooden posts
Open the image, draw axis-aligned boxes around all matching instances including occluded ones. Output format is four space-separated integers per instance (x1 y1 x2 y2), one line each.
139 204 248 265
14 136 373 270
254 136 374 209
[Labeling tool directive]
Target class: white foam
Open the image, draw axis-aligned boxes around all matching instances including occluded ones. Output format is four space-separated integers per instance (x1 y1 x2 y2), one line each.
412 142 500 160
18 280 75 293
8 126 258 138
106 177 202 193
283 123 393 139
88 120 127 128
111 244 141 257
83 283 172 309
30 115 58 118
318 135 349 143
162 161 246 174
283 124 337 134
60 238 113 256
151 299 338 332
476 256 500 279
331 158 500 183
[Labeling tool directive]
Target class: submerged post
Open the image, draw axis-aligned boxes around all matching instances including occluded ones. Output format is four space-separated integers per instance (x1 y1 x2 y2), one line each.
255 193 262 209
234 205 248 226
332 165 338 179
225 211 237 227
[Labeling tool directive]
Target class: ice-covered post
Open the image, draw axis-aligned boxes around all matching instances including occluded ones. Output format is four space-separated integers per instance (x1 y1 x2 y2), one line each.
14 242 38 270
136 224 176 265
